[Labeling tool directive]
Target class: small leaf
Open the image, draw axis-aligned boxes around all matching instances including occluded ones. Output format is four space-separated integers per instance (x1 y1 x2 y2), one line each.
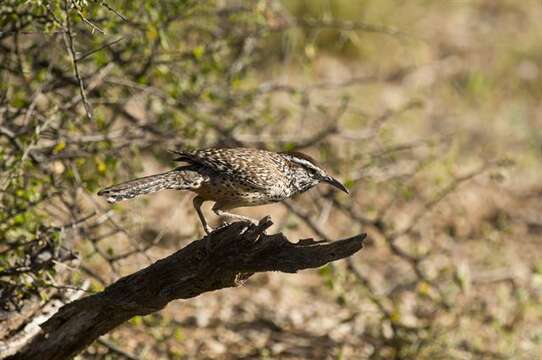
417 281 431 296
96 158 107 174
193 46 204 60
174 328 184 341
53 140 66 154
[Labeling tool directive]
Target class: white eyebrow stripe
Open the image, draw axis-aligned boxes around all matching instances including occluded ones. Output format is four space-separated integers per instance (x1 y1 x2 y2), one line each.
289 157 321 171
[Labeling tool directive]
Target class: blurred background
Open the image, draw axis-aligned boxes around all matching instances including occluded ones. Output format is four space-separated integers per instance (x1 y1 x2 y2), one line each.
1 0 541 358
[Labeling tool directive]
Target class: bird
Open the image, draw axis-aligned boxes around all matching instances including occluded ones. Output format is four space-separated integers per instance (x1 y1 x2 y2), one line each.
97 147 349 234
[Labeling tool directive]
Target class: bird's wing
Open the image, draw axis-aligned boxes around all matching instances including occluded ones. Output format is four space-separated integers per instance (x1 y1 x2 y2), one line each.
170 150 203 164
170 148 279 190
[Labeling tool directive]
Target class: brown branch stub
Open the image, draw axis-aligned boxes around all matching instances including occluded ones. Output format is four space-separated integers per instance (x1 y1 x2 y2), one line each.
8 217 365 360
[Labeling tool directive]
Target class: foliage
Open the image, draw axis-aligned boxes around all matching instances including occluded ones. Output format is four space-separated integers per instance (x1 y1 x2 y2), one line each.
1 0 275 311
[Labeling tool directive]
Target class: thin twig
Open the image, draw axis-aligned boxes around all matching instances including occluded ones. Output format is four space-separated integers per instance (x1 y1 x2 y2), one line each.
97 1 128 21
76 36 125 61
62 0 93 120
71 0 104 34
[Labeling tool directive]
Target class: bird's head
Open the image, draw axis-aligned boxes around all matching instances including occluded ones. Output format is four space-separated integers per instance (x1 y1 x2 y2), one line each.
281 151 349 194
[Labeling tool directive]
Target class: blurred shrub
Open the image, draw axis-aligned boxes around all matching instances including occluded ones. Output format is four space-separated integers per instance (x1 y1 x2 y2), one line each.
0 0 282 312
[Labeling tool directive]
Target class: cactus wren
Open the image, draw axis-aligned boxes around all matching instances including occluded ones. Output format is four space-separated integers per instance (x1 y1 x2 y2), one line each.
97 147 348 234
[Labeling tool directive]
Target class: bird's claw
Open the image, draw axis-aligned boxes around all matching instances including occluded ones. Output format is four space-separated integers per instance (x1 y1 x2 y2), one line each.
217 220 231 230
204 225 214 235
203 218 261 235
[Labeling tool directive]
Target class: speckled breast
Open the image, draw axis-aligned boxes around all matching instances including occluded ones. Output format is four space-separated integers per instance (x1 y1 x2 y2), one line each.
194 174 283 208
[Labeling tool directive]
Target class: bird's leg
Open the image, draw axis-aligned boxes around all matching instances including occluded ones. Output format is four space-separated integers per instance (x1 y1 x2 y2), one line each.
212 203 259 226
193 196 213 234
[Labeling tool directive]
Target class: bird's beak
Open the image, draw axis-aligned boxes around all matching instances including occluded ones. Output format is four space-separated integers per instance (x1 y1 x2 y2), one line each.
323 176 349 194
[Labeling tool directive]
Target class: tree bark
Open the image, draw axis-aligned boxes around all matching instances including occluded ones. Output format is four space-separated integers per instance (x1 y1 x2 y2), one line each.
7 217 366 360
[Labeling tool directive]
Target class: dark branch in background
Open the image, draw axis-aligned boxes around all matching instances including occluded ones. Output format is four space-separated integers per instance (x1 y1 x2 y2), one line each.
294 17 407 38
8 218 365 360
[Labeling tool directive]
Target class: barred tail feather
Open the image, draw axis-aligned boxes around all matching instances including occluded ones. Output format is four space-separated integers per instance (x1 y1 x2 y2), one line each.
97 168 202 203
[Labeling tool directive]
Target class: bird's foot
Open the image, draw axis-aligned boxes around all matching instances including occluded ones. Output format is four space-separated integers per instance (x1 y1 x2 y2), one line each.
214 218 260 232
203 224 214 235
221 218 259 228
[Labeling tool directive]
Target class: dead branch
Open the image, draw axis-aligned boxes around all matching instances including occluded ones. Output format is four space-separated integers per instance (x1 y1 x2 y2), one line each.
7 217 365 360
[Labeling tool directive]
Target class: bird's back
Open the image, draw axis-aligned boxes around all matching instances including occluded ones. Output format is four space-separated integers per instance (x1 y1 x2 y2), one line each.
173 148 290 188
173 148 293 208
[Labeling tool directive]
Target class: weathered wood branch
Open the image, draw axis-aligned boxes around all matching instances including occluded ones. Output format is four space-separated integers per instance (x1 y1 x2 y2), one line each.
8 217 366 360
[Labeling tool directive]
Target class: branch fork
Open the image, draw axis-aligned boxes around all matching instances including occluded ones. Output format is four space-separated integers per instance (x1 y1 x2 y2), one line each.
8 218 366 360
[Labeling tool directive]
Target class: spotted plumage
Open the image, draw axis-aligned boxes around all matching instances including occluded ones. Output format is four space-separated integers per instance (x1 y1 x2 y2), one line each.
97 147 348 234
